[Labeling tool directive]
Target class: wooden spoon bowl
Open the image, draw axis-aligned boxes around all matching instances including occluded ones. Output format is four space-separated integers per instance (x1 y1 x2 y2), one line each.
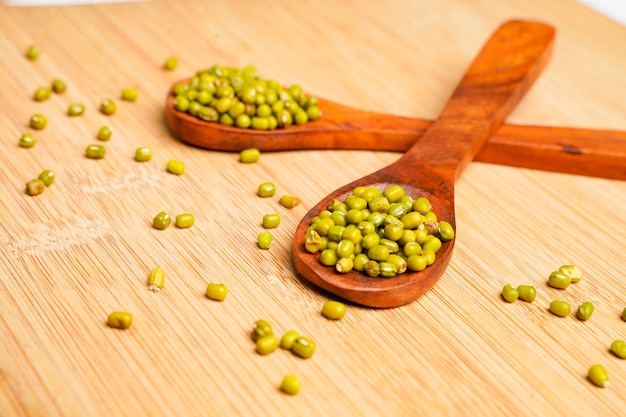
292 20 556 308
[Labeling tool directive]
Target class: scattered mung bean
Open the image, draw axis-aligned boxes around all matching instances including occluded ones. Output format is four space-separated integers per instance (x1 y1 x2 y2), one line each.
549 300 571 317
153 211 172 230
280 375 301 395
576 301 594 321
163 56 178 71
257 182 276 197
256 335 279 355
501 284 519 303
85 144 106 159
239 148 260 163
175 213 194 228
547 271 571 289
100 98 116 115
67 103 85 116
25 179 45 196
587 364 609 388
121 88 138 101
26 44 40 60
291 336 316 359
622 307 626 322
147 267 165 292
559 264 582 283
97 126 112 141
262 213 281 228
206 283 228 301
33 86 51 101
252 320 273 342
166 159 185 175
19 133 36 148
135 146 152 162
51 78 66 94
107 311 133 329
257 231 272 249
517 285 536 302
279 195 300 208
38 169 55 186
322 300 346 320
29 113 47 130
610 339 626 359
280 330 300 350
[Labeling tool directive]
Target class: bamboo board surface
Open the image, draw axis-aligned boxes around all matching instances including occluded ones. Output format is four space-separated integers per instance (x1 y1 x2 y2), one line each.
1 1 625 416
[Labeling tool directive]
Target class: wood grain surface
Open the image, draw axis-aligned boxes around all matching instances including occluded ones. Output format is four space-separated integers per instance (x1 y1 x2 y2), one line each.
1 1 625 416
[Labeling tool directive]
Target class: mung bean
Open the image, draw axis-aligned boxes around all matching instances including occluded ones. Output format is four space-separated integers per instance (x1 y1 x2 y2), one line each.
100 98 116 115
239 148 260 163
252 319 273 342
135 147 152 162
19 133 36 148
25 179 45 196
587 364 609 388
547 271 571 289
559 264 582 283
153 211 172 230
51 78 66 94
517 285 536 302
147 267 165 292
107 311 133 329
262 213 280 229
280 330 300 350
322 300 346 320
206 283 228 301
501 284 519 303
291 336 316 359
257 182 276 197
175 213 194 228
279 195 300 208
85 144 105 159
26 44 40 60
257 231 272 249
163 56 178 71
280 375 301 395
33 86 51 101
97 126 112 141
610 339 626 359
67 103 85 116
29 113 47 130
576 301 594 321
121 88 138 101
549 300 571 317
38 169 55 186
166 159 185 175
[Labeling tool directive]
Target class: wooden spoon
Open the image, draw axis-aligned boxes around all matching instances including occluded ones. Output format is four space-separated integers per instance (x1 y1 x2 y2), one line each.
165 69 626 182
292 20 555 308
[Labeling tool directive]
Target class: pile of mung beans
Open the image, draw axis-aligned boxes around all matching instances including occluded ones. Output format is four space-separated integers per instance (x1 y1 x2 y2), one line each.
171 65 321 130
304 185 454 278
501 264 626 388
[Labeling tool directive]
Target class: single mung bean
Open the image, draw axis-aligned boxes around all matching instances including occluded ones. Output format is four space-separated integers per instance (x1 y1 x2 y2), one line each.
379 262 397 277
147 267 165 292
438 221 455 241
85 144 105 159
387 254 407 274
163 56 178 70
100 98 116 115
622 307 626 322
291 336 316 359
319 249 338 266
587 364 609 388
97 126 112 141
26 44 40 60
502 284 519 303
610 339 626 359
322 300 346 320
252 319 273 341
33 86 51 101
25 179 45 196
121 88 138 101
67 103 85 116
279 195 300 208
29 113 47 130
517 285 536 302
576 301 594 321
19 133 36 148
175 213 194 228
335 257 354 273
280 375 301 395
206 282 228 301
51 78 66 94
135 146 152 162
166 159 185 175
153 211 172 230
262 213 281 228
257 231 272 249
38 169 55 186
107 311 133 329
364 260 380 277
239 148 260 163
559 264 583 283
280 330 300 350
257 182 276 197
549 300 571 317
547 271 571 289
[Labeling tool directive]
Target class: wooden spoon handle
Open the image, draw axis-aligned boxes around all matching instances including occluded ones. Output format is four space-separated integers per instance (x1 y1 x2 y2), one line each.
396 20 555 179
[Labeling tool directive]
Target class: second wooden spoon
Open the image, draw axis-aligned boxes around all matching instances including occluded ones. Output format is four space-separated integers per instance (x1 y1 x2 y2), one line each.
292 20 556 308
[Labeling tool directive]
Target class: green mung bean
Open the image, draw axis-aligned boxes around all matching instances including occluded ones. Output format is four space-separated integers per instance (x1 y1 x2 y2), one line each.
153 211 172 230
280 375 301 395
107 311 133 329
175 213 194 228
33 87 51 101
147 267 165 292
322 300 346 320
121 88 138 101
163 56 178 71
51 78 66 94
85 144 105 159
29 113 47 130
291 336 316 359
97 126 112 141
549 300 571 317
622 307 626 322
502 284 519 303
135 147 152 162
206 283 228 301
517 285 536 302
587 364 609 388
576 301 594 321
610 339 626 359
38 169 55 186
262 213 281 229
166 159 185 175
19 133 36 148
26 44 40 60
257 182 276 197
279 195 300 208
239 148 260 163
100 98 116 115
67 103 85 116
257 231 272 249
25 179 45 196
252 319 273 342
280 330 300 350
547 271 571 289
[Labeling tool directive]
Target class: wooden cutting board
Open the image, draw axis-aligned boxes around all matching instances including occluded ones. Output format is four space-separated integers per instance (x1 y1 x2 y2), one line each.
0 1 625 416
